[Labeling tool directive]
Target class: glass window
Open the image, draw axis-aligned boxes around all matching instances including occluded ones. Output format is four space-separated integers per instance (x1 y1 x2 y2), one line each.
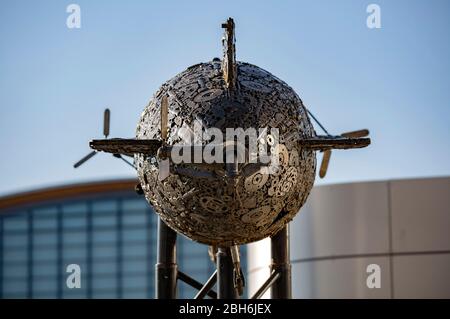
63 261 88 275
122 260 147 274
33 206 58 218
34 248 58 261
33 290 58 299
3 233 28 248
92 200 117 214
92 244 117 259
63 247 87 259
63 292 87 299
63 289 88 299
92 290 118 299
122 227 147 243
93 213 117 227
147 211 157 224
180 237 207 255
62 265 88 298
33 277 58 294
3 247 28 262
62 202 87 215
2 278 28 297
122 212 146 226
63 215 87 229
92 229 117 244
122 275 148 289
181 252 209 265
3 264 27 278
93 275 117 290
33 216 57 231
179 285 198 299
149 228 157 243
122 198 148 212
122 243 147 258
122 289 148 299
63 230 87 246
92 260 118 275
180 256 212 271
33 232 57 246
33 263 58 277
0 193 225 299
3 214 28 232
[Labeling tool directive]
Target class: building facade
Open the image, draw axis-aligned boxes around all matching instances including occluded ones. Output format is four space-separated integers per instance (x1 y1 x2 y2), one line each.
248 177 450 298
0 179 219 298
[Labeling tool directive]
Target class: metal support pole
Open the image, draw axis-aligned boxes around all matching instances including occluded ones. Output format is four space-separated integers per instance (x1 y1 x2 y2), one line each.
178 271 217 299
216 247 238 299
194 270 218 299
270 224 292 299
251 270 280 299
155 218 178 299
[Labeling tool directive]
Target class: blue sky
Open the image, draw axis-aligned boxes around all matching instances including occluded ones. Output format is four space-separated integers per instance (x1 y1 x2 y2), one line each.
0 0 449 196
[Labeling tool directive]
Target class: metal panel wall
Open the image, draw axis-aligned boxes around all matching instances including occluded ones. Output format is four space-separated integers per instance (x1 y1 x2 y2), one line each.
247 177 450 299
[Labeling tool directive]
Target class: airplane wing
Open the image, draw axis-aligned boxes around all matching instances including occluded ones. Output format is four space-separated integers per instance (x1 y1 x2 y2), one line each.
299 135 371 151
90 138 162 157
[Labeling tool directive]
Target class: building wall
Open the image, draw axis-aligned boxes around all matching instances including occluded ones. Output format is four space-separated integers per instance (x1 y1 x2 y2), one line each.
0 180 217 299
247 177 450 299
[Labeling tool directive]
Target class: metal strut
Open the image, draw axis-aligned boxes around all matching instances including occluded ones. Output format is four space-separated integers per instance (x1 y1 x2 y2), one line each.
270 224 292 299
221 17 237 93
155 218 178 299
194 270 218 299
216 247 239 299
251 270 281 299
178 271 217 299
250 225 292 299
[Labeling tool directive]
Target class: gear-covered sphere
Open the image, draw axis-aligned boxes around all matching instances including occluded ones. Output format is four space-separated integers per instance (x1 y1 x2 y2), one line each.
135 60 316 246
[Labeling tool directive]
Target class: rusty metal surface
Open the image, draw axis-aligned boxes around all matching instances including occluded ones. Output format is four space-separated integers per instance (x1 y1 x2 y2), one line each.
90 138 162 157
298 136 371 151
221 18 237 92
134 60 317 246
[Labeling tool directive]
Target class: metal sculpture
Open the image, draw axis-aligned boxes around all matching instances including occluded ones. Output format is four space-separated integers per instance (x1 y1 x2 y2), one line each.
75 18 370 299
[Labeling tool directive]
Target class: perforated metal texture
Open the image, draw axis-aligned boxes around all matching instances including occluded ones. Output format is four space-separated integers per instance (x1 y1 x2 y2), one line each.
135 61 316 246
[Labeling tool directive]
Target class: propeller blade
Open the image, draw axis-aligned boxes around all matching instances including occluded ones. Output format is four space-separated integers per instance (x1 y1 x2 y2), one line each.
74 151 97 168
316 130 368 178
103 108 110 138
319 150 331 178
341 129 369 138
161 95 169 141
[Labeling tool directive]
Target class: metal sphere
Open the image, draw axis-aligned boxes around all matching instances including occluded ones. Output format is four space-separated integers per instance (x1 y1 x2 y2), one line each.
135 61 316 246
